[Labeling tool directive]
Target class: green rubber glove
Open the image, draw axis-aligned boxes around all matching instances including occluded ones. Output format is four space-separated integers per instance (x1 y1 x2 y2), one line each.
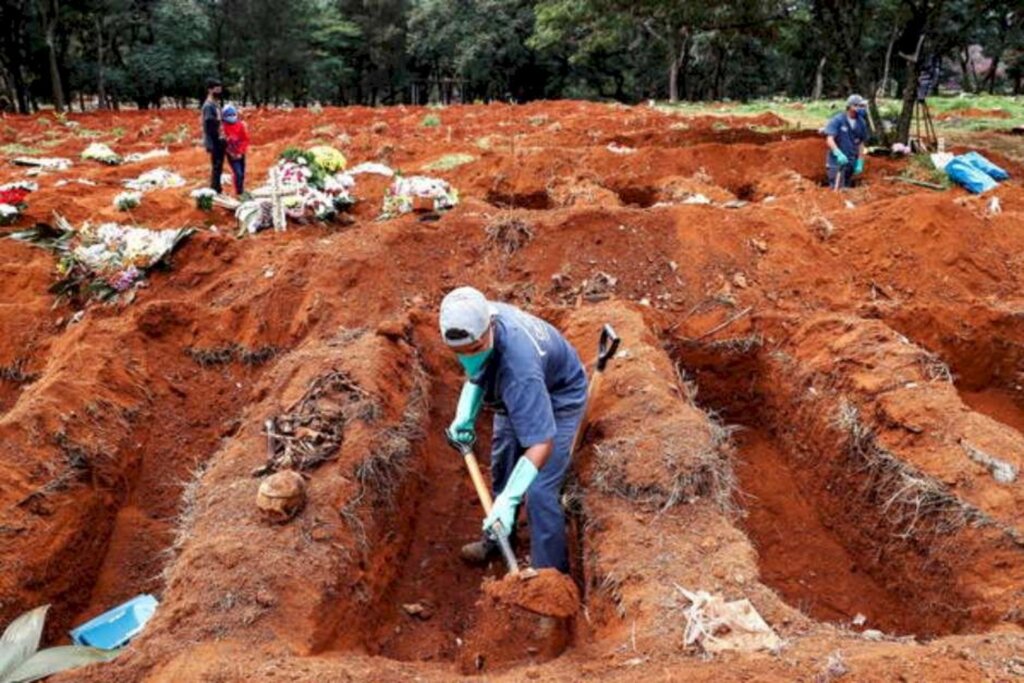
483 457 538 538
446 381 484 446
832 149 849 166
854 158 864 175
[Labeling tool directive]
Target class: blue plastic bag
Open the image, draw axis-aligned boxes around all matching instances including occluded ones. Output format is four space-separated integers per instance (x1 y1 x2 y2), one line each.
959 151 1009 181
946 157 998 194
70 594 158 650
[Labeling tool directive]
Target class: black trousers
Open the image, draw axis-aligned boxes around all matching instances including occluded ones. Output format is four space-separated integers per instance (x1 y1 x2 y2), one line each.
209 141 226 193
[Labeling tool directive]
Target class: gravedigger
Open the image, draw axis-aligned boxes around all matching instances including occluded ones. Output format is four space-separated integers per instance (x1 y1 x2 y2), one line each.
440 286 617 575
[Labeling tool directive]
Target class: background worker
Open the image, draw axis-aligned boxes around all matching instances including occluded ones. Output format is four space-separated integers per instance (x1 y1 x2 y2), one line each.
201 78 225 194
824 94 869 189
440 286 587 574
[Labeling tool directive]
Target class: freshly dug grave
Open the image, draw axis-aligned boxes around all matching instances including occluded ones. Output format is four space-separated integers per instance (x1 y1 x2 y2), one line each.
0 100 1021 682
743 314 1024 635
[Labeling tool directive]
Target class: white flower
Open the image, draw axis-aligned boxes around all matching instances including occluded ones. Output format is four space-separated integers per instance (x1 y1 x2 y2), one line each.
81 142 122 165
189 188 217 199
125 168 186 192
114 191 141 210
0 181 39 193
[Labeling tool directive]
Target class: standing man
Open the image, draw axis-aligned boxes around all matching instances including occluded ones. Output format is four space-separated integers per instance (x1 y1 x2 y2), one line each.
441 286 587 574
201 78 225 194
824 94 869 189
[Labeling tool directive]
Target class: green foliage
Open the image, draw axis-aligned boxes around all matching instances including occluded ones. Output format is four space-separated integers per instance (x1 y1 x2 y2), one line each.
2 0 1022 113
158 124 191 145
421 153 476 171
420 113 441 128
0 144 41 156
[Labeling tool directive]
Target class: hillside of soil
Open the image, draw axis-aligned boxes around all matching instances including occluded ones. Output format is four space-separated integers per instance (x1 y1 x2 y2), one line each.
1 100 1023 681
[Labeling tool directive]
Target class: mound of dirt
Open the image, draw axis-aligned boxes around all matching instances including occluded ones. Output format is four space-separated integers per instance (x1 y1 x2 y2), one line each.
457 570 580 674
483 569 581 618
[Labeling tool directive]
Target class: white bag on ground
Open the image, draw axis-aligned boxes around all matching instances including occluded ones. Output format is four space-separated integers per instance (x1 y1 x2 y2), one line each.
678 586 782 654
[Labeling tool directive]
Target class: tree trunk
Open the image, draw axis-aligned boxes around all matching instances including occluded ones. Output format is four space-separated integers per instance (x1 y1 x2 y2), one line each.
811 56 826 100
896 41 923 144
961 45 976 93
37 0 65 112
668 56 679 102
985 55 1000 94
880 27 897 98
95 16 106 110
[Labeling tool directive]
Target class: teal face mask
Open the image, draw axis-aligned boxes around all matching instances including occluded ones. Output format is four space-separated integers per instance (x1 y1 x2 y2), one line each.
457 347 493 378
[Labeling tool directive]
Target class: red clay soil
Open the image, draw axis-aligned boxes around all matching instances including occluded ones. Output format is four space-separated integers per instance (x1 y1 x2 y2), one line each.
457 569 579 674
733 429 921 634
0 100 1022 681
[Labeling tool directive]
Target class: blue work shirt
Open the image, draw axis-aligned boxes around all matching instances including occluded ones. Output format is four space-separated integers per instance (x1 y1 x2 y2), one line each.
477 303 587 448
824 111 868 167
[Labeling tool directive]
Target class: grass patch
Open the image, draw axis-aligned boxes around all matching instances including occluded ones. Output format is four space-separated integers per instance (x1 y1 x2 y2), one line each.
1 143 42 156
75 128 104 139
484 212 534 255
111 126 126 139
900 153 951 187
339 361 428 546
420 113 441 128
159 123 191 145
421 153 475 171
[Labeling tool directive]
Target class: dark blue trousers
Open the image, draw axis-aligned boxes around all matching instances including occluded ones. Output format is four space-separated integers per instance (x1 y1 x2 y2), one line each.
491 407 584 572
826 161 855 188
228 156 246 195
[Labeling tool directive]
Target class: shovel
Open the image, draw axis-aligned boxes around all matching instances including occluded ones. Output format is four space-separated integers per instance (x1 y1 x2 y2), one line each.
571 323 620 455
449 435 520 575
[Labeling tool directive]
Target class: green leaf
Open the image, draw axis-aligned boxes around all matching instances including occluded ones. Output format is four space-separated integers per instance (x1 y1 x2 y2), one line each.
4 645 120 683
0 605 48 680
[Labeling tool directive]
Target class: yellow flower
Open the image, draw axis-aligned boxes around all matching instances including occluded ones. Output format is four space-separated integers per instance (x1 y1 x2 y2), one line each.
308 146 347 172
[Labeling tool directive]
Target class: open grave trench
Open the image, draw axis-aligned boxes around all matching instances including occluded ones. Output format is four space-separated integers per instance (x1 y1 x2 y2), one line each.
5 286 1024 679
669 306 1024 638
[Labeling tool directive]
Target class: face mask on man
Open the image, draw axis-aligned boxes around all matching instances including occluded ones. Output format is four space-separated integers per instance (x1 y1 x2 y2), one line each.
457 346 493 378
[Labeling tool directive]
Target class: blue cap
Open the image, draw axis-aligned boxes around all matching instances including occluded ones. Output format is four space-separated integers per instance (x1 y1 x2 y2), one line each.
222 104 238 123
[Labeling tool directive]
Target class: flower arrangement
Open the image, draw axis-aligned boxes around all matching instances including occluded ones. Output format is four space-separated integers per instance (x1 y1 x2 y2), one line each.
124 168 186 192
275 159 315 188
113 191 141 211
308 146 347 173
12 157 72 171
190 188 217 211
381 175 459 218
0 182 38 226
321 172 355 210
236 200 274 235
81 142 122 165
11 214 194 303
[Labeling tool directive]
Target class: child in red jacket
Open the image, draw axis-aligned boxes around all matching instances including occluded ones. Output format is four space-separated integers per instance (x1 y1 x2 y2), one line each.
221 104 250 195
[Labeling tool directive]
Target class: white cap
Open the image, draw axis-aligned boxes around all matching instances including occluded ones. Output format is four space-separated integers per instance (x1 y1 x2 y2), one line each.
846 94 867 109
439 286 493 347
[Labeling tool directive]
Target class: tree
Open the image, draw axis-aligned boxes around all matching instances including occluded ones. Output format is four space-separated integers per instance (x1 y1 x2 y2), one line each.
36 0 66 111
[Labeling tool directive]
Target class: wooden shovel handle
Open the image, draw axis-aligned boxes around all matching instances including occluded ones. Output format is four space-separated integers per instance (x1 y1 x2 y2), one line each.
464 452 494 513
